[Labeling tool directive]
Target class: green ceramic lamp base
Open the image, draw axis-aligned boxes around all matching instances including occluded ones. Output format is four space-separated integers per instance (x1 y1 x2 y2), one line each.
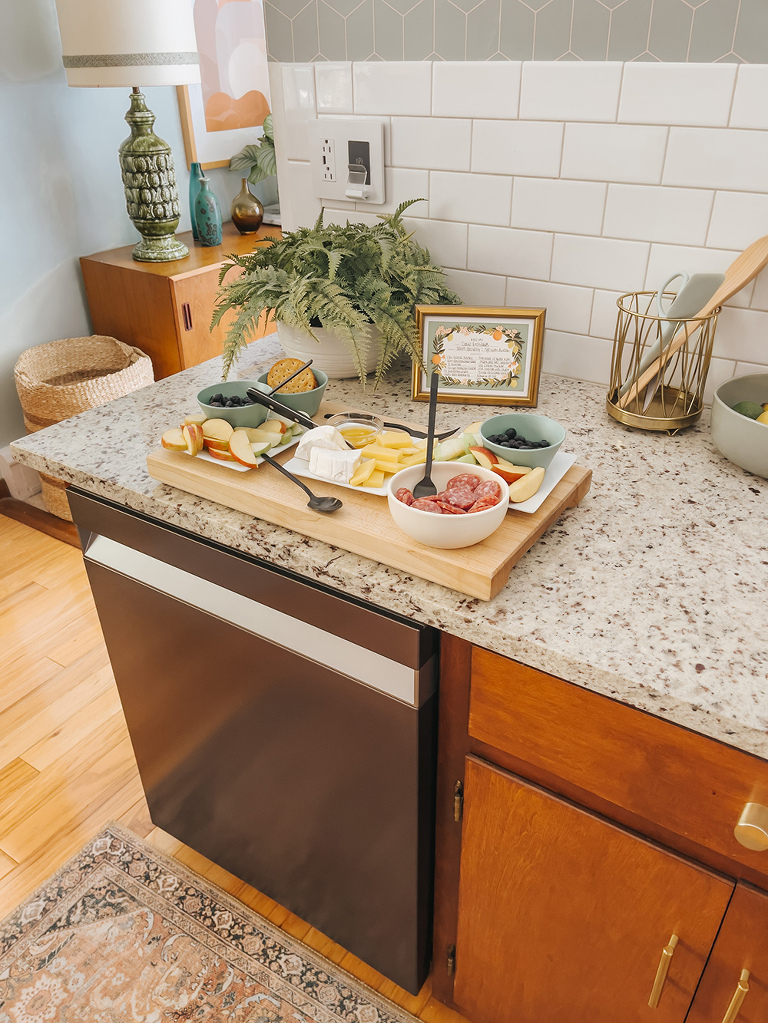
119 89 188 264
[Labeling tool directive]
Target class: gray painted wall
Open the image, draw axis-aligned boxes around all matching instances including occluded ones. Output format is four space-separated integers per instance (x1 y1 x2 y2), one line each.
0 0 267 449
264 0 768 63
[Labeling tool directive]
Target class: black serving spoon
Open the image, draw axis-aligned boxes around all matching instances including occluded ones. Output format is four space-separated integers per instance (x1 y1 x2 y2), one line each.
412 369 440 500
261 453 343 513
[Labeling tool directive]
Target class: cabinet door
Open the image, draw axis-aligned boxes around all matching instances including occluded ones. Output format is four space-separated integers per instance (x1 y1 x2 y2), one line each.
453 757 733 1023
686 883 768 1023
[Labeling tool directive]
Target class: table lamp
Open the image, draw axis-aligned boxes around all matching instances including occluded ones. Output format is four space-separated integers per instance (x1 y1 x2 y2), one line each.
53 0 200 262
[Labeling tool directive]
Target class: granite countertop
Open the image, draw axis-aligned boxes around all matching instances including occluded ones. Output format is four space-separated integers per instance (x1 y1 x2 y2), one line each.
11 336 768 758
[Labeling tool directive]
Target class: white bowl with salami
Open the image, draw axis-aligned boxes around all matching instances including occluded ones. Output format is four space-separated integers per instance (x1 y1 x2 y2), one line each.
387 463 509 549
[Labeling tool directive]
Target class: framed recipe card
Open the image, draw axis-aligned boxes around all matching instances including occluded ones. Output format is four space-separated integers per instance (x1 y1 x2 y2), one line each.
412 306 546 406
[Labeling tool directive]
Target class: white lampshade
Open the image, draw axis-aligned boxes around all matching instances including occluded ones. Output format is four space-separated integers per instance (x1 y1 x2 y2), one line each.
54 0 200 88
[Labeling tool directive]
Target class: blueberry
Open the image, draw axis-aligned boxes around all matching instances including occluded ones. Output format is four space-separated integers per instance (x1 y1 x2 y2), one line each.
225 400 234 408
505 428 517 439
539 439 549 448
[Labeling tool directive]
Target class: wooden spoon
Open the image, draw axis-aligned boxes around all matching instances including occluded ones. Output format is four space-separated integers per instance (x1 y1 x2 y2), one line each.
618 235 768 410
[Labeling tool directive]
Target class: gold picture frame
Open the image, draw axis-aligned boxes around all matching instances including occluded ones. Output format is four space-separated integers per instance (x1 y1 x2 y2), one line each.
412 306 546 405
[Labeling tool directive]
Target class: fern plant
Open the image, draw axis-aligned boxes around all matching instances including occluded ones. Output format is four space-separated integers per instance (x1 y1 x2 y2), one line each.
213 199 462 385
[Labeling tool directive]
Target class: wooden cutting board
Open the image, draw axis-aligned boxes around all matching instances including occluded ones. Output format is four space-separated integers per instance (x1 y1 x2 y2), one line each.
147 404 592 600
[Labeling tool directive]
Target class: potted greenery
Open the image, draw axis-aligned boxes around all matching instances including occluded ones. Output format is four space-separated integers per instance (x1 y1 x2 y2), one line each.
213 199 461 384
229 113 277 189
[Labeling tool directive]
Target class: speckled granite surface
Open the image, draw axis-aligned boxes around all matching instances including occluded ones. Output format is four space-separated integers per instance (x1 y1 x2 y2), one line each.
11 335 768 758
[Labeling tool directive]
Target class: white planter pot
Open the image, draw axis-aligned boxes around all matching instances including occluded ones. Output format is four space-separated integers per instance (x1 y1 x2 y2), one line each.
276 322 379 379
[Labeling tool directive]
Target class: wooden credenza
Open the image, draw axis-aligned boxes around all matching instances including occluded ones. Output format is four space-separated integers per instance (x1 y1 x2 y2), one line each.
80 223 281 380
434 636 768 1023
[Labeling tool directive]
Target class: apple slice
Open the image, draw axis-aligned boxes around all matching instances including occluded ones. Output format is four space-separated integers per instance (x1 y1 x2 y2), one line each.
182 412 207 427
239 427 276 444
207 445 236 462
508 466 545 503
202 418 234 445
491 458 532 484
182 424 204 456
203 437 231 452
161 428 187 451
250 440 271 456
229 429 259 468
258 418 287 436
469 446 498 470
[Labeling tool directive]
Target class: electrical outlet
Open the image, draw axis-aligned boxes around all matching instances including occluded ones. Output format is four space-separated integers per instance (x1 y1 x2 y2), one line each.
320 138 336 182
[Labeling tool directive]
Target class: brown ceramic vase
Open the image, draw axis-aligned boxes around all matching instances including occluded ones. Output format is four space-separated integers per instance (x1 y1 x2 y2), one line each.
231 179 264 234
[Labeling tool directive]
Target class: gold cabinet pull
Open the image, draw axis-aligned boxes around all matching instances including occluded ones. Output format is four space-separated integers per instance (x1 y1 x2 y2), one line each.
721 969 750 1023
648 934 678 1008
734 803 768 851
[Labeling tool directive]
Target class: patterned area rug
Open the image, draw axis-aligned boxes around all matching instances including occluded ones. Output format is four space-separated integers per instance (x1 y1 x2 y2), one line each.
0 824 418 1023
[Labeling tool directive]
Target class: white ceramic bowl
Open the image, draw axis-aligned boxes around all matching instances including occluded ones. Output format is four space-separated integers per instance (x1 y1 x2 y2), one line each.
387 463 509 549
711 373 768 479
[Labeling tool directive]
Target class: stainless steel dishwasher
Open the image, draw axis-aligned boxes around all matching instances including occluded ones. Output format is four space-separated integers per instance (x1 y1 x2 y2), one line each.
70 488 438 995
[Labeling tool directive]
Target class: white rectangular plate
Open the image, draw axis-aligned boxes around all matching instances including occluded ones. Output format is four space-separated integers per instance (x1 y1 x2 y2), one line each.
508 451 576 514
194 429 303 472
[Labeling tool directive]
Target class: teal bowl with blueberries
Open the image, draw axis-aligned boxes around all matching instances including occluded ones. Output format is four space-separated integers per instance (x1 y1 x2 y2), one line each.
197 380 270 428
480 413 565 470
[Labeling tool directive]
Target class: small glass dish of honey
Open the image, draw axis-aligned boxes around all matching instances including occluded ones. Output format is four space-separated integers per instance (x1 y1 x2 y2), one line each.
326 412 384 449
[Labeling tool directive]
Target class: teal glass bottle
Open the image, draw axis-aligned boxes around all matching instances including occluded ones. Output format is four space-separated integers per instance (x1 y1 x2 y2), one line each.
193 176 223 247
189 162 203 241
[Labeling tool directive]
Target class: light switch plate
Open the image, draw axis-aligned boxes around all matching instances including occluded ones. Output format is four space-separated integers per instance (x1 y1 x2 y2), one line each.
309 118 386 205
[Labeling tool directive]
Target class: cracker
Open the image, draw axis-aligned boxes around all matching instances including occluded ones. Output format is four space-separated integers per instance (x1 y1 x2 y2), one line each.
266 358 317 393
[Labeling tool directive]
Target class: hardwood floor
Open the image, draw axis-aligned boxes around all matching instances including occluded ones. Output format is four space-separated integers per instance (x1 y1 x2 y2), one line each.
0 514 468 1023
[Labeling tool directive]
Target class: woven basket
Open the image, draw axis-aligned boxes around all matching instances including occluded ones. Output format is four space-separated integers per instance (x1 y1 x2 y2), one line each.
14 335 154 519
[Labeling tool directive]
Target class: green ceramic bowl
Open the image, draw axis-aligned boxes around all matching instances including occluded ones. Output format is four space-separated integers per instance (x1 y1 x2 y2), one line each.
711 373 768 479
256 368 328 418
479 412 566 470
197 380 270 428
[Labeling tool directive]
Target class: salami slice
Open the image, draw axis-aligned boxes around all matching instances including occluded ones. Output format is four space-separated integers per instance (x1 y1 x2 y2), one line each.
473 479 503 503
446 473 481 491
411 498 443 513
395 487 414 506
436 501 467 514
439 486 477 510
468 496 498 513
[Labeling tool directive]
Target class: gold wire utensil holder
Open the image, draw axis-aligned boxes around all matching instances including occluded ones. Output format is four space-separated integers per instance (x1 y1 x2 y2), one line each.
606 291 720 434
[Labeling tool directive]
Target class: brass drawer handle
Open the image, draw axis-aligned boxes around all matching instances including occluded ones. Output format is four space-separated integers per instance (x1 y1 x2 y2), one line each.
734 803 768 851
648 934 678 1008
721 969 750 1023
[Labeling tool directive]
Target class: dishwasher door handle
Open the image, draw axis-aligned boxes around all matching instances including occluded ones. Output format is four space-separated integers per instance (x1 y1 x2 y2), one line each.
85 535 428 706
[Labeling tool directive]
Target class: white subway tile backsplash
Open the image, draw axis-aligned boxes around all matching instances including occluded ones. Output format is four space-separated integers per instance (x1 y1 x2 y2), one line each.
730 66 768 130
603 184 713 247
561 123 668 186
505 278 594 336
471 121 564 178
520 62 622 122
360 170 430 217
590 290 624 341
314 63 353 113
430 171 512 228
390 117 472 172
541 331 614 386
432 62 521 119
713 306 768 365
551 236 649 293
733 361 768 377
619 63 737 127
444 268 507 305
468 225 553 280
664 128 768 193
511 178 606 236
281 64 317 161
750 270 768 312
707 192 768 252
353 62 432 115
702 357 738 406
405 217 468 270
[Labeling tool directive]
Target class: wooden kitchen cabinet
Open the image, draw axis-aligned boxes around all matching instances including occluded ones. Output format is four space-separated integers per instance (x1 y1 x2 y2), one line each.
80 223 280 380
433 635 768 1023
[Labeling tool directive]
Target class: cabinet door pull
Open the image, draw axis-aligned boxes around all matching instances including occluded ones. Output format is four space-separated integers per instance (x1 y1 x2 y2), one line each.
182 302 193 330
734 802 768 851
721 969 750 1023
648 934 678 1008
453 781 463 823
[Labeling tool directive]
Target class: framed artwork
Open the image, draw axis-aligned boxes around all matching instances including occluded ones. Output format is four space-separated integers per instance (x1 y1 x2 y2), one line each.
412 306 546 406
177 0 271 169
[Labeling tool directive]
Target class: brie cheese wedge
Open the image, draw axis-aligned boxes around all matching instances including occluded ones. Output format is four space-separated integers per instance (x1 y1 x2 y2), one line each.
295 425 346 461
308 446 362 483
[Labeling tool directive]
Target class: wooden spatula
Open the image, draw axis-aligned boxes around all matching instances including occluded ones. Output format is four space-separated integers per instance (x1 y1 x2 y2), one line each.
618 235 768 410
